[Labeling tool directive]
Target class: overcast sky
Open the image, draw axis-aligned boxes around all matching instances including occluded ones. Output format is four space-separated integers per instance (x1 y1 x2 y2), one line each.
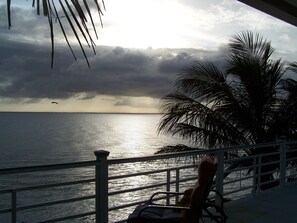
0 0 297 113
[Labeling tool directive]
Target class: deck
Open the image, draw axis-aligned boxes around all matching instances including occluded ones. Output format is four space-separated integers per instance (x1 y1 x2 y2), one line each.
225 182 297 223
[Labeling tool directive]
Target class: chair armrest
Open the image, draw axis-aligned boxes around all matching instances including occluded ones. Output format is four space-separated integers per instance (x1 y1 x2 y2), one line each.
208 189 229 208
209 189 223 200
149 191 184 204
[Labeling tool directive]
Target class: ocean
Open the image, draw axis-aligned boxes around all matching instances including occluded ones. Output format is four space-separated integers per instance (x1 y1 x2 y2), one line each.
0 112 194 222
0 113 249 222
0 112 190 168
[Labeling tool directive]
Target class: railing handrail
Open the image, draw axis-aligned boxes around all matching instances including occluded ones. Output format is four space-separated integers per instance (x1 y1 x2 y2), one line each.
0 139 293 175
108 140 286 164
0 160 97 176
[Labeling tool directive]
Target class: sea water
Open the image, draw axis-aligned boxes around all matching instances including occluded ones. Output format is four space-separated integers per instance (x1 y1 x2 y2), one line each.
0 112 190 168
0 112 192 222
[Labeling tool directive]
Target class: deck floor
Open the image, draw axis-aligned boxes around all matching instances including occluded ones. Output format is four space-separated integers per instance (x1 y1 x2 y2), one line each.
224 182 297 223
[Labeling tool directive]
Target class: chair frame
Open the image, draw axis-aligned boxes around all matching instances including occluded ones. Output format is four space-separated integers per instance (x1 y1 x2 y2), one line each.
128 155 227 223
136 189 227 223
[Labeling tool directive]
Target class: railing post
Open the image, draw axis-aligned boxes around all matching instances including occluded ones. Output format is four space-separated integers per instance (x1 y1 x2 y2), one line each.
215 150 224 206
279 137 287 187
94 150 110 223
253 156 261 193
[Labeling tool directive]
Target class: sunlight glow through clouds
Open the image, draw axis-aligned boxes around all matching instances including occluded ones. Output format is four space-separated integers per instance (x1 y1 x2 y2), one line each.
96 0 222 49
0 95 161 113
95 0 294 50
59 96 160 113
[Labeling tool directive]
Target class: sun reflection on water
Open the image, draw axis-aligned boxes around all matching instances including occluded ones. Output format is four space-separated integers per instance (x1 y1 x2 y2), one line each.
109 114 161 157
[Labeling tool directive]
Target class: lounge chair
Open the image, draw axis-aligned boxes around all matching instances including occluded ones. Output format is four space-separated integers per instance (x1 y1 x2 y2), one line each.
127 155 227 223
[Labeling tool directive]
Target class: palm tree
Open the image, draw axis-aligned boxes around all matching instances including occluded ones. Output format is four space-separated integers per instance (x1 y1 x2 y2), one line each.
158 31 297 189
5 0 105 67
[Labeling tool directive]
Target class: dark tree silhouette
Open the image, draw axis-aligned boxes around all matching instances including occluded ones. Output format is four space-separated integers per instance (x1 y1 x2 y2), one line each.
158 31 297 189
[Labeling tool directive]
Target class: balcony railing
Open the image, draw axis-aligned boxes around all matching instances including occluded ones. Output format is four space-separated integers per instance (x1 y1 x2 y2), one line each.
0 139 297 223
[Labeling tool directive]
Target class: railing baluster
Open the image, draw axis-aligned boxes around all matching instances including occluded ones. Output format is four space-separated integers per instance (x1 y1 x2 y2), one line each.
175 169 180 204
257 156 262 192
166 170 170 205
215 150 224 206
279 138 287 186
252 156 257 194
11 189 16 223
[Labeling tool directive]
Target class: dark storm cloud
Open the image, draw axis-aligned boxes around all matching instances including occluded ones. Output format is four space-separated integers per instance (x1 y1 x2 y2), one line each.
0 4 226 102
158 52 193 74
114 97 156 108
0 39 222 101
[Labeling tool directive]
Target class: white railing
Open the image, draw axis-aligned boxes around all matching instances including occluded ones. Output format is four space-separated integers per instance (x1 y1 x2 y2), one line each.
0 140 297 223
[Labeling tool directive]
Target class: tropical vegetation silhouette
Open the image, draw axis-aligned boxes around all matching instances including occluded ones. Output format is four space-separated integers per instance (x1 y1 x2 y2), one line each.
158 31 297 189
5 0 105 67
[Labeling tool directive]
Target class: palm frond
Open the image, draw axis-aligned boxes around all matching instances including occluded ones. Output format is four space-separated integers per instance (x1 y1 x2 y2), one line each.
175 60 259 141
154 144 196 154
267 79 297 140
7 0 11 29
228 31 274 63
289 61 297 72
6 0 105 67
176 61 226 103
158 93 251 147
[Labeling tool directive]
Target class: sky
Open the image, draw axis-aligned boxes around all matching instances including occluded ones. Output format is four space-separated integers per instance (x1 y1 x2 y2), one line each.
0 0 297 113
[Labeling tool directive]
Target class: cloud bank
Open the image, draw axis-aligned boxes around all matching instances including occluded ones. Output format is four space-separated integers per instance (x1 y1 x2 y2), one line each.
0 39 219 101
